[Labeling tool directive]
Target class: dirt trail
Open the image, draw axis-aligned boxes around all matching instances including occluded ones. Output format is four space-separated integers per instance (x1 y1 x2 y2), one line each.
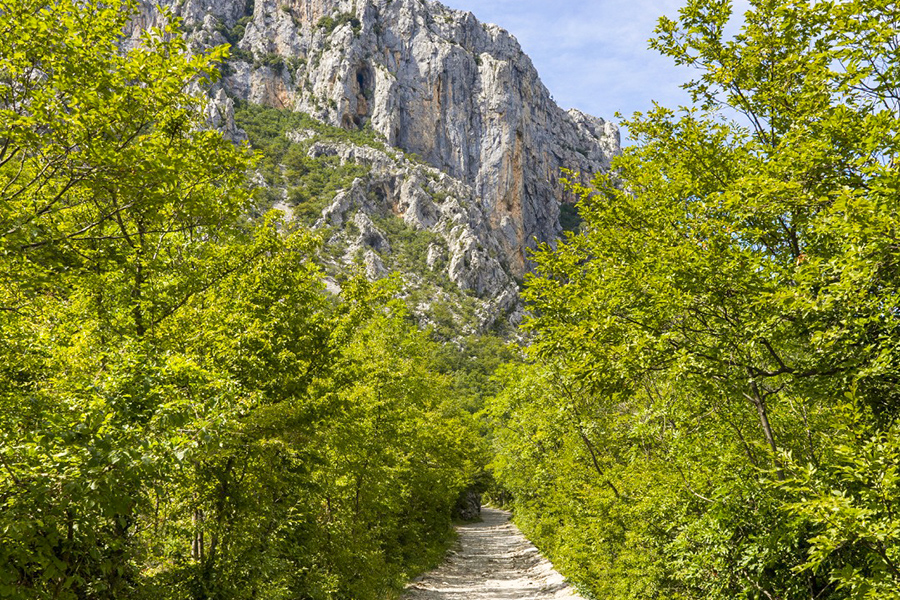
401 507 584 600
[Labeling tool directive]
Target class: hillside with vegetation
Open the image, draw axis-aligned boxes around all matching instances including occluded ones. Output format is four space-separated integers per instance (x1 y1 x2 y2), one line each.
2 0 900 599
231 101 523 337
485 1 900 599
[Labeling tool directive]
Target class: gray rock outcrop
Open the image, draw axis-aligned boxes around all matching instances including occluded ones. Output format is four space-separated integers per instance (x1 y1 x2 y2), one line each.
127 0 620 280
312 138 519 317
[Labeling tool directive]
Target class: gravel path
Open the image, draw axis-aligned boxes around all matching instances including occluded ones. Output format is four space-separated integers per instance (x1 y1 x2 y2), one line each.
401 507 584 600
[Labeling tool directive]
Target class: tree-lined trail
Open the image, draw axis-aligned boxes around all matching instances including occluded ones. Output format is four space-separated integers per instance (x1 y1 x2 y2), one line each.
402 507 583 600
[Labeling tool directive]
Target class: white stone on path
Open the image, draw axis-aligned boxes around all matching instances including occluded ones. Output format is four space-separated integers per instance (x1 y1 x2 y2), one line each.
402 507 584 600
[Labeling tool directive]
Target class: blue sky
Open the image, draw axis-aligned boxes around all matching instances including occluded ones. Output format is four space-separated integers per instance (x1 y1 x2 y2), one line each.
444 0 748 141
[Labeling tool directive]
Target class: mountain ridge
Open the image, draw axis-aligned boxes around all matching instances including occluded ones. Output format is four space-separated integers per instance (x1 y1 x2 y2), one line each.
128 0 619 328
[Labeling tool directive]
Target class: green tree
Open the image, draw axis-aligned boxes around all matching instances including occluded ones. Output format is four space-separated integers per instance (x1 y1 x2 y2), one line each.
0 0 253 596
1 4 485 598
488 1 900 598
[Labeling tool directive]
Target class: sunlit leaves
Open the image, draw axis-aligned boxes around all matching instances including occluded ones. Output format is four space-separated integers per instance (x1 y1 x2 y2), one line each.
0 1 484 598
493 1 900 598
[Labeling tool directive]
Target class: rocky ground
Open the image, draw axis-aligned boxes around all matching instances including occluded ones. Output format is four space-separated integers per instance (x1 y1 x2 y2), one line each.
402 507 584 600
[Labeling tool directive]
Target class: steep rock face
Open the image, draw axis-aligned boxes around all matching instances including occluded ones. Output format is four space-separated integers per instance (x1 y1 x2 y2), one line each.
308 136 522 321
128 0 620 277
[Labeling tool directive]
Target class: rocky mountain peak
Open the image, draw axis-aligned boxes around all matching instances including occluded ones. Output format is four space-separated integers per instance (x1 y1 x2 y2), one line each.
129 0 619 328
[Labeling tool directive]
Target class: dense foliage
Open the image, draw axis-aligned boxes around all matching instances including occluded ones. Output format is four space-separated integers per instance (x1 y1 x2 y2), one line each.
486 1 900 598
0 1 484 598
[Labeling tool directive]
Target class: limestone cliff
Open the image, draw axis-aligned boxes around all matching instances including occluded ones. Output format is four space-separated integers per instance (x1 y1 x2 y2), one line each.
128 0 620 282
236 105 524 331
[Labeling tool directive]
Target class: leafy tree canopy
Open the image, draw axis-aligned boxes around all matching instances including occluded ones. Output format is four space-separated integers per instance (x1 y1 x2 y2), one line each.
486 1 900 598
0 1 486 598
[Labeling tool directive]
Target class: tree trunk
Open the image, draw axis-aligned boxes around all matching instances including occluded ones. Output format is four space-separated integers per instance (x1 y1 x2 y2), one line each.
748 378 785 480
